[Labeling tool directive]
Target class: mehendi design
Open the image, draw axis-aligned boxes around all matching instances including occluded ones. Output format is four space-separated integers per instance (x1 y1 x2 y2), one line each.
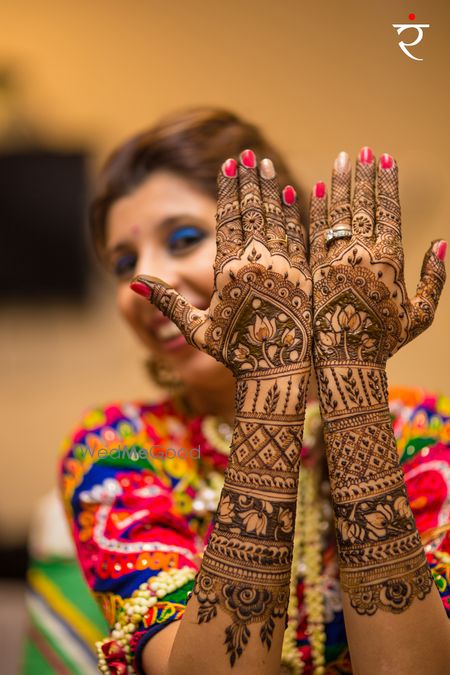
133 154 312 666
310 154 446 617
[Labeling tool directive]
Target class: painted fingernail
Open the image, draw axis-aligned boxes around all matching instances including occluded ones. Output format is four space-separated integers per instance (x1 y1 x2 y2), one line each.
334 151 350 172
282 185 296 205
380 153 393 170
222 158 237 177
314 181 326 199
435 240 447 261
260 158 275 179
359 146 373 164
130 281 152 299
240 149 256 168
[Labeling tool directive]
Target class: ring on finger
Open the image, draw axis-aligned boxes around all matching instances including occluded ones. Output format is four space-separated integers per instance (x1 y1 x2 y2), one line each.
325 227 352 246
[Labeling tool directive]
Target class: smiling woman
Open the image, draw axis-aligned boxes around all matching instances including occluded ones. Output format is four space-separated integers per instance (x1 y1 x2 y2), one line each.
89 108 302 416
56 107 450 675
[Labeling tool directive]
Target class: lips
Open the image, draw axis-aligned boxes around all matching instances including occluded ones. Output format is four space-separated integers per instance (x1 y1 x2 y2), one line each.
154 322 183 341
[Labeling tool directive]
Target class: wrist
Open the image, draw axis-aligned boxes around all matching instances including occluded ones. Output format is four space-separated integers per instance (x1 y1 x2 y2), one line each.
234 369 310 421
314 363 389 424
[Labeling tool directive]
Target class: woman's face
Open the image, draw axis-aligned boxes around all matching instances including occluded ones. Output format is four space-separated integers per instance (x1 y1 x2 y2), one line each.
105 170 234 394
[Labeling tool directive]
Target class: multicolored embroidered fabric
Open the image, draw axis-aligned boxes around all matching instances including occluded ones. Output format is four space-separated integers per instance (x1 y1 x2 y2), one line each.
59 388 450 674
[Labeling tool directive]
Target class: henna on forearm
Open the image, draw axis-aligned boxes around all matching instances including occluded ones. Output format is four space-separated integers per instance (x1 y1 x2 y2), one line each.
316 363 433 615
310 151 446 618
191 259 311 665
133 151 312 670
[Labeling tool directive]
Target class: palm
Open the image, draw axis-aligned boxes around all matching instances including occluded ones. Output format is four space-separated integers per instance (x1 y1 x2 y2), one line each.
309 156 445 367
133 159 312 380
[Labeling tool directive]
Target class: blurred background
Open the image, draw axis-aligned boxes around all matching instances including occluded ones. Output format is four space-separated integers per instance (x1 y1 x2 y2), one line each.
0 0 449 672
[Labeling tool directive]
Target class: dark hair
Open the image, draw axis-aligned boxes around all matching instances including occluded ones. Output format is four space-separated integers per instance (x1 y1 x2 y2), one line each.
90 106 304 261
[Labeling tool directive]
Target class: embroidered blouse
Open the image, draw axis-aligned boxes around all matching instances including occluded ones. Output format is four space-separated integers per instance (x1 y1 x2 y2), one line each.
59 387 450 674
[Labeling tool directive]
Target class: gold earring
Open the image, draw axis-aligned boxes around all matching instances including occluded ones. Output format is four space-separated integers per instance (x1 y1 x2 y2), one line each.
144 356 185 392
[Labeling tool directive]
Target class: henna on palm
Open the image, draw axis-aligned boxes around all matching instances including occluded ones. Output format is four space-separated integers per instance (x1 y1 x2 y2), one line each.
310 152 446 615
132 153 312 665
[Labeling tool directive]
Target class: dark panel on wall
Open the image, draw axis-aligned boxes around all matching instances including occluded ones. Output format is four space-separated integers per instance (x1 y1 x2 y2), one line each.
0 150 90 300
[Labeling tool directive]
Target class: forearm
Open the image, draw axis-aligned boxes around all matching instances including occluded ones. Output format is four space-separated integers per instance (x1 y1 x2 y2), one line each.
317 363 450 674
166 373 308 675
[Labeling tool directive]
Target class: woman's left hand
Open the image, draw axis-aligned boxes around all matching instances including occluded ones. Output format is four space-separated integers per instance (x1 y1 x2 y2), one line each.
309 148 446 375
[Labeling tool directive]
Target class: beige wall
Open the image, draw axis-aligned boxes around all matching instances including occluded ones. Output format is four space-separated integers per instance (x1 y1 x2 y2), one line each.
1 0 449 541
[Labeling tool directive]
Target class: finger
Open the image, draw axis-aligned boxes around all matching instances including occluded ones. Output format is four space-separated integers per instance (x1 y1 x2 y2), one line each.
352 146 376 238
408 240 446 339
215 158 243 271
259 158 288 256
130 275 209 351
238 149 266 245
376 153 402 241
330 150 352 231
282 186 308 271
309 181 328 269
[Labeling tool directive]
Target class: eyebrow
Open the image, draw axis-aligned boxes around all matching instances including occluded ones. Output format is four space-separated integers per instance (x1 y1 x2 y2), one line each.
106 214 206 260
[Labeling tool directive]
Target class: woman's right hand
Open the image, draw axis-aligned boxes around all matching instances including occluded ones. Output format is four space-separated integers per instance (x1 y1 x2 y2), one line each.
130 150 312 391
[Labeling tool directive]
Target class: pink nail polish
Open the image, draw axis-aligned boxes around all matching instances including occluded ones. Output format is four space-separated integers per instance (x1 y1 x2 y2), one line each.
240 149 256 168
130 281 152 299
436 241 447 261
223 158 237 177
380 153 393 170
282 185 296 205
314 182 326 199
359 146 373 164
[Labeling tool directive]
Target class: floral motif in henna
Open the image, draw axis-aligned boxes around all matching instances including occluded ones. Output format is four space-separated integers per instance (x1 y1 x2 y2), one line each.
311 159 446 617
134 158 313 666
189 263 311 665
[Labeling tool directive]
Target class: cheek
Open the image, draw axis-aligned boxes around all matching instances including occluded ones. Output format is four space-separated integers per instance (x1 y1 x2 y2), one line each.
117 285 140 327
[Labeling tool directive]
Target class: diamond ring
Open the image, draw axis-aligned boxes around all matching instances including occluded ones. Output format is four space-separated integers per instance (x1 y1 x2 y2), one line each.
325 227 352 246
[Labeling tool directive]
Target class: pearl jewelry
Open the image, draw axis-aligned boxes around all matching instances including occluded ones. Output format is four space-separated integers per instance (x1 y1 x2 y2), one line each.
280 402 327 674
96 566 196 674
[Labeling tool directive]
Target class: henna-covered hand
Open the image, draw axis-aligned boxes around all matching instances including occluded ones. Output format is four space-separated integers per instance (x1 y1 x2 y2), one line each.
310 150 446 366
131 154 311 386
309 148 446 617
131 150 312 667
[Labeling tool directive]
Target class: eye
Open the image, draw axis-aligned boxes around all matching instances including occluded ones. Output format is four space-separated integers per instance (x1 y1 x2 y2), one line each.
113 253 137 278
167 225 206 253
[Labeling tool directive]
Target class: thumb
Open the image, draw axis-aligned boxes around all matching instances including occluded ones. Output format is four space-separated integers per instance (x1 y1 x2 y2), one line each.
130 275 208 351
409 240 446 339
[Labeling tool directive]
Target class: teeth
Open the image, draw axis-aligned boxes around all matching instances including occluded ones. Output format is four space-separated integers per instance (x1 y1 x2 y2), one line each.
154 323 183 341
